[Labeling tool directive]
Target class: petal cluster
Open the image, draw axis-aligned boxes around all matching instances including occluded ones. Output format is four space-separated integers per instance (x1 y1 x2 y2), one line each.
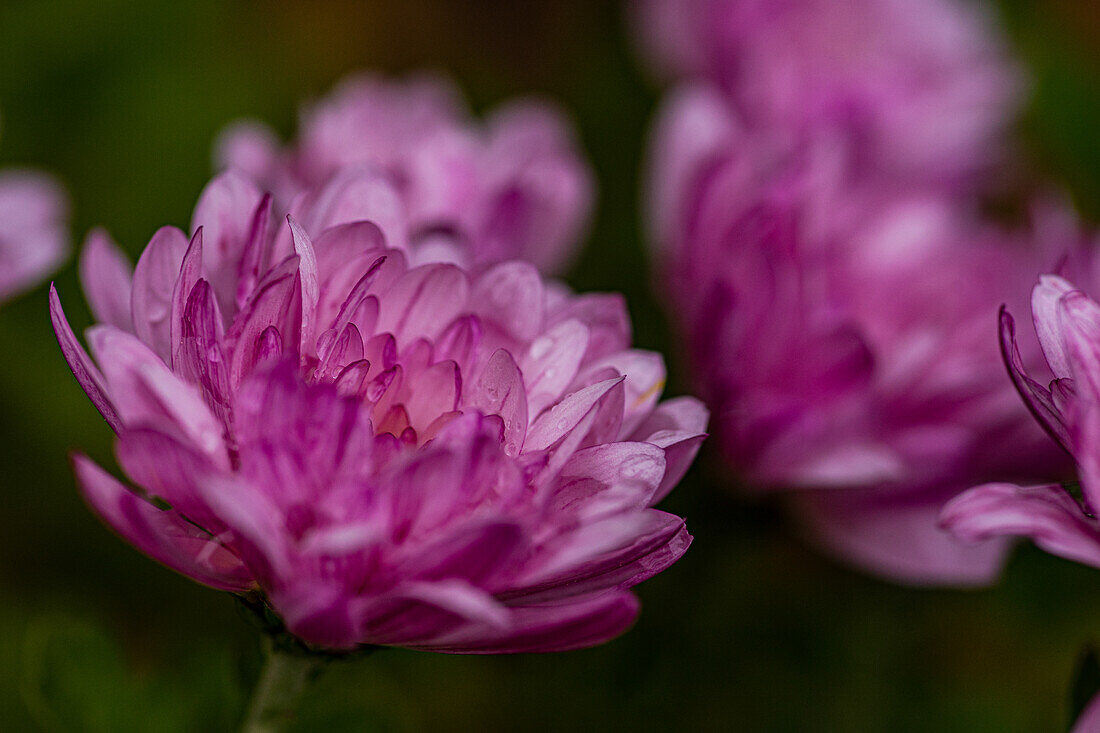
646 84 1069 585
942 271 1100 573
0 169 68 303
215 73 593 274
52 172 704 652
634 0 1023 187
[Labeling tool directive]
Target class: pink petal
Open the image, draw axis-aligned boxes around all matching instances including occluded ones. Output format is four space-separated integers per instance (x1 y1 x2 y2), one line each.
1073 692 1100 733
796 489 1009 587
941 482 1100 569
471 261 545 341
228 272 301 390
194 474 290 587
191 171 265 312
580 349 667 438
213 120 282 183
525 376 625 452
87 325 225 457
549 292 631 362
646 84 738 246
557 441 667 512
999 307 1071 452
49 285 121 432
417 591 639 654
404 359 460 431
288 216 320 354
465 349 528 457
314 323 365 383
511 510 689 602
1031 275 1077 377
175 280 231 420
360 580 511 647
79 228 133 332
522 319 589 420
630 396 709 502
130 225 189 361
434 315 482 375
235 193 274 312
0 170 69 302
1070 405 1100 514
376 263 469 344
1059 290 1100 404
114 427 225 526
74 454 251 592
630 395 709 439
399 520 527 586
288 167 409 252
170 228 205 370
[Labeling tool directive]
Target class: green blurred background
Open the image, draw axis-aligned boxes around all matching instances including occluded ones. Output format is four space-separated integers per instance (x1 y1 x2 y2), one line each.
2 0 1100 729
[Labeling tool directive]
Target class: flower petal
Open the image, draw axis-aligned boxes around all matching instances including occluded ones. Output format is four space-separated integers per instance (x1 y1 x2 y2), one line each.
170 228 205 369
509 510 690 602
525 376 625 452
191 171 265 314
470 261 545 341
521 319 589 420
1058 290 1100 404
1031 274 1076 377
796 489 1009 587
417 591 639 654
49 285 121 432
464 349 528 457
941 482 1100 569
74 454 251 591
630 396 709 501
130 226 189 361
87 325 225 456
79 228 133 332
376 263 469 344
999 307 1071 452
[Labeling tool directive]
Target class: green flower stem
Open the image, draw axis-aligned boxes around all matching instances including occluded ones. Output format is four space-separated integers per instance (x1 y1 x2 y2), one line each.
241 641 324 733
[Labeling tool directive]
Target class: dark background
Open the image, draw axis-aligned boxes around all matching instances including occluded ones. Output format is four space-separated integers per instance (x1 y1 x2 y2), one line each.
2 0 1100 729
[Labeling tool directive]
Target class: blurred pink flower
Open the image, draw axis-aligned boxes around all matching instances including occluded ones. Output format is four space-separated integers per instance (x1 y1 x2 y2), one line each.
0 170 67 303
51 171 704 652
942 266 1100 574
215 73 593 274
647 86 1069 585
633 0 1023 188
1074 693 1100 733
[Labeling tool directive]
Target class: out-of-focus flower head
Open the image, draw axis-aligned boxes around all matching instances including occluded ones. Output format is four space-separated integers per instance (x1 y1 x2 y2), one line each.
633 0 1025 188
0 115 69 303
647 85 1070 585
52 170 704 652
215 73 594 275
1073 693 1100 733
941 251 1100 576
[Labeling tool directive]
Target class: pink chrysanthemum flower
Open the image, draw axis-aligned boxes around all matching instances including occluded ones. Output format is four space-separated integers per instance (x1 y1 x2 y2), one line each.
633 0 1023 188
215 73 593 275
646 86 1068 585
0 169 68 304
51 171 704 652
942 266 1100 574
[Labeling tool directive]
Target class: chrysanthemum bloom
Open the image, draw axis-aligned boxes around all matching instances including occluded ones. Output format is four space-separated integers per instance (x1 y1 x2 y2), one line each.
0 169 68 303
941 269 1100 574
646 86 1068 585
633 0 1023 188
51 171 704 652
215 73 593 274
